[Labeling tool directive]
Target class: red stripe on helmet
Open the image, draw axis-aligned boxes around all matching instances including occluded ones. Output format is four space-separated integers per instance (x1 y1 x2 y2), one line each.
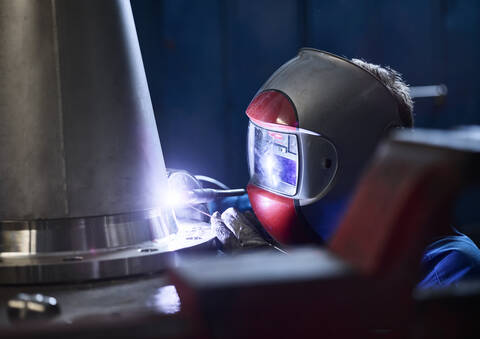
246 90 298 130
247 184 317 244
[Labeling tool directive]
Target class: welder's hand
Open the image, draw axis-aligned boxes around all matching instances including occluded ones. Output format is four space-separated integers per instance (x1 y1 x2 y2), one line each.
211 207 270 252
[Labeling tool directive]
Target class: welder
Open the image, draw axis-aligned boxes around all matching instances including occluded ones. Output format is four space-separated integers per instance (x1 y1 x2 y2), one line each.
210 48 480 288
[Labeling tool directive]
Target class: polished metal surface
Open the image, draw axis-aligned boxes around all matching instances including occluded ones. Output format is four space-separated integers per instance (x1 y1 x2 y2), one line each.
0 0 198 284
0 209 176 254
0 0 167 219
0 219 214 284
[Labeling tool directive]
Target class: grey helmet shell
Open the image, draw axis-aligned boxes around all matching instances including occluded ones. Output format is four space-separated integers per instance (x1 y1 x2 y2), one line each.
256 49 403 205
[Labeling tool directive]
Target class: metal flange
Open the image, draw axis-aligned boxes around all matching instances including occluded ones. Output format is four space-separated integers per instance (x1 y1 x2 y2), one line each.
0 210 215 285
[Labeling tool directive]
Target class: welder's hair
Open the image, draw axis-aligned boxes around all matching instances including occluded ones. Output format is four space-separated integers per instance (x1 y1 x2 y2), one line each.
351 58 414 127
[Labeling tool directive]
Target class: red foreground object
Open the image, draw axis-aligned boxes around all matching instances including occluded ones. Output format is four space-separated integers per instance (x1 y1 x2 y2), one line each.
330 139 461 280
170 129 480 338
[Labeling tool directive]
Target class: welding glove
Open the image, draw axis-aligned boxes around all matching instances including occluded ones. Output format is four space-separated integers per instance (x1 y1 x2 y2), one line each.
211 207 271 252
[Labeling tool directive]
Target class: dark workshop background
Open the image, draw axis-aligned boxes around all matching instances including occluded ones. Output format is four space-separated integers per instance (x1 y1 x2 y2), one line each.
131 0 480 188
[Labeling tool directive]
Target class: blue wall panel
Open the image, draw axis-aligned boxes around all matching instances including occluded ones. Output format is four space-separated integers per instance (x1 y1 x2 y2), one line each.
442 0 480 128
132 0 480 188
306 0 382 60
375 0 446 127
132 0 227 182
221 0 304 186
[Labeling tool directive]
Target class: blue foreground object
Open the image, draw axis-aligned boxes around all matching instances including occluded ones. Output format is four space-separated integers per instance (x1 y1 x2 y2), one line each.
418 231 480 288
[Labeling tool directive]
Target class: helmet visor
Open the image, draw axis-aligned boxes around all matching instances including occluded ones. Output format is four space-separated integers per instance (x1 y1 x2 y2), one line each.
248 121 298 196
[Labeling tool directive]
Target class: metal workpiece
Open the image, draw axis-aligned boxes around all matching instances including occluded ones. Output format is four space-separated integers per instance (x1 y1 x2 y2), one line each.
0 217 214 285
0 0 166 219
0 0 215 284
0 209 177 254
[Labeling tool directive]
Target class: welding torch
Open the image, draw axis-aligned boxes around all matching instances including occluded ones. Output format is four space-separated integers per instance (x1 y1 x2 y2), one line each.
186 188 246 204
171 185 288 254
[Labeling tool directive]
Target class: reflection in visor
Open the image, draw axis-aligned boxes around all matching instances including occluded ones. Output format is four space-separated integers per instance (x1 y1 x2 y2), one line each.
248 122 298 196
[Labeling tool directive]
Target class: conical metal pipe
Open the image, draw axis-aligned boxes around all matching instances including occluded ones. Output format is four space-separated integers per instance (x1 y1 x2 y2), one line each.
0 0 193 284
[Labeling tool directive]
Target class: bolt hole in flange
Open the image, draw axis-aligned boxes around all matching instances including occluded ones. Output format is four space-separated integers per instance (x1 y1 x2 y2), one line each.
139 248 158 253
62 256 84 262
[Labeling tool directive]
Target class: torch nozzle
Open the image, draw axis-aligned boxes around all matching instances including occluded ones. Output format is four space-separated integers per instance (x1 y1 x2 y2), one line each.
187 188 246 204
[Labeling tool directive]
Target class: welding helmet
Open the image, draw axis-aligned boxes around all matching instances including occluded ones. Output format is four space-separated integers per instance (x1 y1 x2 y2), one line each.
246 49 406 244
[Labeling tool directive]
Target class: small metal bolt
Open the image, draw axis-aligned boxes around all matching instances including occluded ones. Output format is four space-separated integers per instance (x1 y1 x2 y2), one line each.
7 293 60 322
